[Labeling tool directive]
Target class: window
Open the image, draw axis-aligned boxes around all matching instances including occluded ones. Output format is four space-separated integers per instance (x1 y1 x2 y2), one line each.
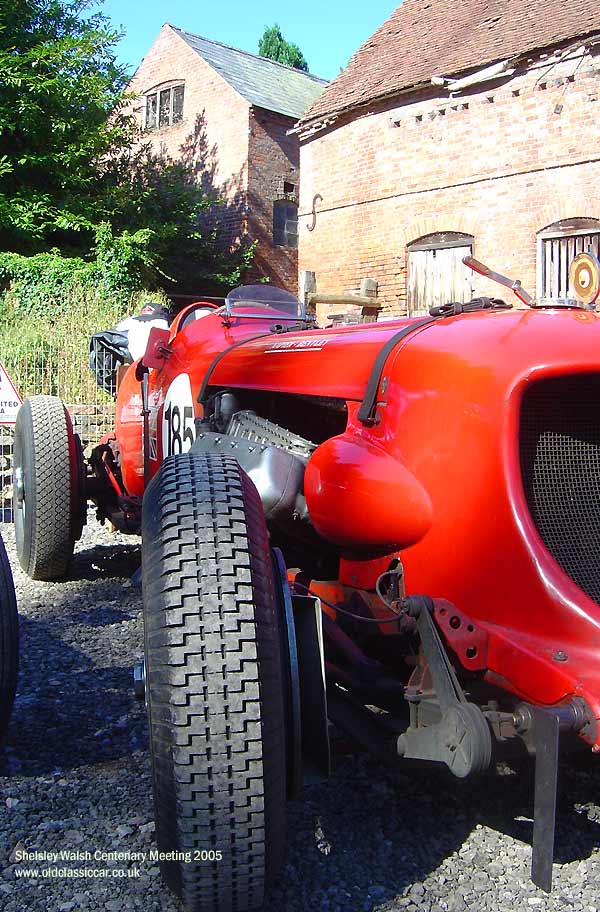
158 89 170 127
144 84 184 130
407 232 474 316
273 201 298 248
538 218 600 299
145 93 157 130
172 85 184 122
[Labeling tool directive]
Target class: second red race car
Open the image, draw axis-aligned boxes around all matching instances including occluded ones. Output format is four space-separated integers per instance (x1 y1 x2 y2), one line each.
12 252 600 911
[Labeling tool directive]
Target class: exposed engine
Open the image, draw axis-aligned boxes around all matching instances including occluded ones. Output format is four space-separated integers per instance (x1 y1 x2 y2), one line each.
193 400 316 530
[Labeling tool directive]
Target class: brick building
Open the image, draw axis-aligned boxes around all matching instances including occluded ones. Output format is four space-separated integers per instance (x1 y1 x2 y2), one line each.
128 25 326 293
296 1 600 318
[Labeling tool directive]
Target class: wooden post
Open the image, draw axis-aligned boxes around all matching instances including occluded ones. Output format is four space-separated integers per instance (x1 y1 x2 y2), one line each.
360 278 379 322
360 278 378 298
299 270 317 313
302 274 381 324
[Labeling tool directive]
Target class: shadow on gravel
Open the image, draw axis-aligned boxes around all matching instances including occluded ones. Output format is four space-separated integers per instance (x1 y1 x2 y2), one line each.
473 760 600 865
263 752 600 911
0 536 146 779
263 765 473 912
68 541 141 583
0 612 147 778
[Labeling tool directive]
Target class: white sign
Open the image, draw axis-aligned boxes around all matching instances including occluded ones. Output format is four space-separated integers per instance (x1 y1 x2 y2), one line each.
162 374 196 458
0 362 22 425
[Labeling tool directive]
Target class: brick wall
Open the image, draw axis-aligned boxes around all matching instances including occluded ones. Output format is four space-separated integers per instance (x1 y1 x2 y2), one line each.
299 46 600 319
247 108 300 293
126 26 304 295
127 25 250 248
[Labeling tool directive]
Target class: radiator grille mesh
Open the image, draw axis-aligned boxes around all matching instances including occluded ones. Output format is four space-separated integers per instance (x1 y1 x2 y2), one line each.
520 374 600 605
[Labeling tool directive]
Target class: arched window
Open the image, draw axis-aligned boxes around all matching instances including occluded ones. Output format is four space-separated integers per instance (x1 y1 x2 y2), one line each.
144 82 185 131
537 218 600 299
407 232 474 316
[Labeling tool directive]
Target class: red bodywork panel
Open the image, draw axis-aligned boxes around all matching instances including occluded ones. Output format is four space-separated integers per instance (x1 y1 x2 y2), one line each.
115 302 600 744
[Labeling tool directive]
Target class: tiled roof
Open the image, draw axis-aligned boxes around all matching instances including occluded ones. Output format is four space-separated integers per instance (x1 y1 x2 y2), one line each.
172 26 328 119
301 0 600 124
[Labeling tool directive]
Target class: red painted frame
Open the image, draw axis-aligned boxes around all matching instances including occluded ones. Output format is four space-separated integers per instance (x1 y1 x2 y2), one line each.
113 301 600 746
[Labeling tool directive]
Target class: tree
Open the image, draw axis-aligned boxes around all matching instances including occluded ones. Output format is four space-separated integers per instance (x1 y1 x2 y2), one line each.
0 0 253 290
258 24 309 72
0 0 130 252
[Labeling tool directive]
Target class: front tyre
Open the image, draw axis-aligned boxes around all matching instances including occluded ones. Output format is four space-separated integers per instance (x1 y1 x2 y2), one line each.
13 396 83 581
142 453 287 912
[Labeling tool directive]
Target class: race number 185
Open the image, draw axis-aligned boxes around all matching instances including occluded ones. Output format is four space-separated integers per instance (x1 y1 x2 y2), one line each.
164 403 194 455
162 374 197 457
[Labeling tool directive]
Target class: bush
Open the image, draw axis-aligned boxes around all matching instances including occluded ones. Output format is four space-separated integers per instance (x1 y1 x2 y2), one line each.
0 244 169 403
0 251 95 318
0 221 162 318
0 283 129 401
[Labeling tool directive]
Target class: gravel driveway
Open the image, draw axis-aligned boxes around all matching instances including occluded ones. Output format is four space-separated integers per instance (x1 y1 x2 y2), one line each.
1 516 600 912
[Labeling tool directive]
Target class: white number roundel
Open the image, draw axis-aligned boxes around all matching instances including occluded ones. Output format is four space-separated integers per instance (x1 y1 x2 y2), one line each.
162 374 196 457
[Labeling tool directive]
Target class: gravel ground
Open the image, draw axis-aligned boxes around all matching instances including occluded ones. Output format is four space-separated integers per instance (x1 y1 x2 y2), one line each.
1 515 600 912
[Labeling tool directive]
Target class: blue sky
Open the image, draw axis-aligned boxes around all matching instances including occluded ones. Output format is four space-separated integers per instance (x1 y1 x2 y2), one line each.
98 0 398 81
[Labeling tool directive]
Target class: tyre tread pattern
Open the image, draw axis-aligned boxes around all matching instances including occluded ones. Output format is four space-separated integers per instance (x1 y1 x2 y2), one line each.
14 395 76 580
142 453 286 912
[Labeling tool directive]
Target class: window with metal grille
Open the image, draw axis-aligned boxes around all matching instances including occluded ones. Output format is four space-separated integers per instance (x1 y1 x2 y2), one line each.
144 84 185 131
538 218 600 299
273 201 298 248
407 232 474 316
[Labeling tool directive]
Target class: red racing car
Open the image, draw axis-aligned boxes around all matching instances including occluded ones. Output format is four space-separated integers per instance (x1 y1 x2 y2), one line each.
12 252 600 910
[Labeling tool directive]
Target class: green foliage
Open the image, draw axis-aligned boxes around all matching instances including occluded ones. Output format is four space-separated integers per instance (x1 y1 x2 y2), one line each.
0 250 95 317
0 235 154 320
97 147 254 291
258 24 309 72
0 248 174 404
93 223 157 293
0 0 130 251
0 271 133 402
0 0 255 293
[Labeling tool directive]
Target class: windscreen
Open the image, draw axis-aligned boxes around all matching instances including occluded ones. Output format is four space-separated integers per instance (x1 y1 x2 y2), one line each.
225 284 304 318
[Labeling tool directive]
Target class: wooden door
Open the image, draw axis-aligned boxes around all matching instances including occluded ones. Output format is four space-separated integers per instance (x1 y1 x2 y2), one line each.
408 245 474 316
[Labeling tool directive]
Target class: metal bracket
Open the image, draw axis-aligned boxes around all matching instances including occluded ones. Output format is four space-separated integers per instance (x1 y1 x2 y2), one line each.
272 555 330 792
293 594 331 783
134 363 150 488
397 596 492 777
272 550 302 799
511 699 590 893
531 707 560 893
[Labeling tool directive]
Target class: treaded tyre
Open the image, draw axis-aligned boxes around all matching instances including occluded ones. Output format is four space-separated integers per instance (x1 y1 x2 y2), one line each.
13 395 83 581
142 452 287 912
0 532 18 746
